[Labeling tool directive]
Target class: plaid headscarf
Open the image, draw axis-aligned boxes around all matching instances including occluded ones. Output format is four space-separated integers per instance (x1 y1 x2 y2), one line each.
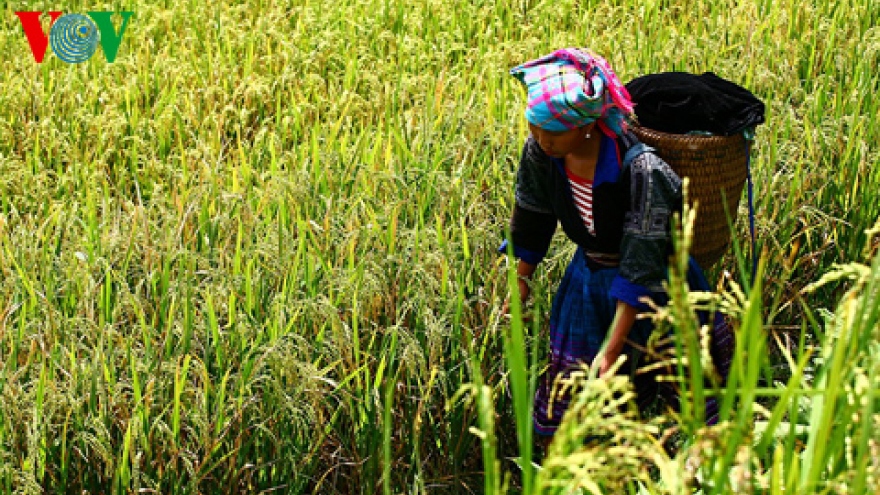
510 48 634 136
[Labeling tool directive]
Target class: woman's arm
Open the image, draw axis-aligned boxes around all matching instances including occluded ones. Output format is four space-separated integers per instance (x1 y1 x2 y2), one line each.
611 149 683 308
499 137 557 315
600 147 682 375
596 300 639 376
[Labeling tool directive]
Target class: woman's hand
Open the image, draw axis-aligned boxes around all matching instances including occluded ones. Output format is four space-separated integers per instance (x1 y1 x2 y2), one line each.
502 259 537 318
595 348 622 377
502 277 531 317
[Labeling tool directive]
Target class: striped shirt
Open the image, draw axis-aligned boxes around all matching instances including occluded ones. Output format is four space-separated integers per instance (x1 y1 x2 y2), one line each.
566 168 595 235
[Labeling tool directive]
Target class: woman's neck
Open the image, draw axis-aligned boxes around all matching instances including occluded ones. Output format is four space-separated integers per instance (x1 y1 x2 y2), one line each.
564 133 602 180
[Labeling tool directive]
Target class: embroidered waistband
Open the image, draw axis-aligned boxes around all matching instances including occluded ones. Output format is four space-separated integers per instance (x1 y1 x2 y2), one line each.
583 251 620 271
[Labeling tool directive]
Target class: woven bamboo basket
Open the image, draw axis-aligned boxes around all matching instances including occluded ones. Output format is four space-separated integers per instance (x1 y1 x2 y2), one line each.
631 125 750 269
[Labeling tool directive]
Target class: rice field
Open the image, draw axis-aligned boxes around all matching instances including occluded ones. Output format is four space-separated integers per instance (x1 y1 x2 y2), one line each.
0 0 878 493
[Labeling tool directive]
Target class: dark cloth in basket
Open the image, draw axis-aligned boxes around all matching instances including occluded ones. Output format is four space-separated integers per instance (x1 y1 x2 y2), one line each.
625 72 765 136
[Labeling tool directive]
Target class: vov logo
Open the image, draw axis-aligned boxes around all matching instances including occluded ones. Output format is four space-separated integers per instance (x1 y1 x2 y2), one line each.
15 11 134 63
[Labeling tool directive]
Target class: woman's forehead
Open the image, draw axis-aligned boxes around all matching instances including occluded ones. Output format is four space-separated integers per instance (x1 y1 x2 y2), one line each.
530 123 578 137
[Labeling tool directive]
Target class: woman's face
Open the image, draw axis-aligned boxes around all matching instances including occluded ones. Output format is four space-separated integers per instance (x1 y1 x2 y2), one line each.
528 123 591 158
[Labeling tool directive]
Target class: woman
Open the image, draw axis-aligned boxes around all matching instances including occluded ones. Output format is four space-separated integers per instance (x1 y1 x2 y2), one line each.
500 48 730 439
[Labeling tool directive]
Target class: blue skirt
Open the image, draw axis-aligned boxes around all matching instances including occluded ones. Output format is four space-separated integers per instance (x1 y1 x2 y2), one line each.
533 247 733 436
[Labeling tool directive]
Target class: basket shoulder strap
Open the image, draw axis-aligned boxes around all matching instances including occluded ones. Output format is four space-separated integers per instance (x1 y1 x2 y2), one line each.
619 130 655 169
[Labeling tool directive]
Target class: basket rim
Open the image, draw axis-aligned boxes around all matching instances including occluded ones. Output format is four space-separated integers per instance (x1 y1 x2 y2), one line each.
630 123 747 144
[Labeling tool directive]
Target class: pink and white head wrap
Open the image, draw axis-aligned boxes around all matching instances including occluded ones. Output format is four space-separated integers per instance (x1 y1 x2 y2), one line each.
510 48 634 135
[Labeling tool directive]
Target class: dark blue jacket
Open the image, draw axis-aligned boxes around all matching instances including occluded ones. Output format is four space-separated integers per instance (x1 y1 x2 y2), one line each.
500 130 684 310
